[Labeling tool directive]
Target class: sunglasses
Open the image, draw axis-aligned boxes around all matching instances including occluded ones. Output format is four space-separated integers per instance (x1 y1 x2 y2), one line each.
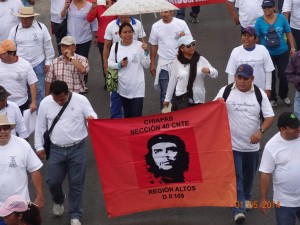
262 6 274 9
0 125 11 131
185 42 196 48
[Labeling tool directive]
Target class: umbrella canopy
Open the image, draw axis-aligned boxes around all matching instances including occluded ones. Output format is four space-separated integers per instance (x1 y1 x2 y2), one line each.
101 0 179 16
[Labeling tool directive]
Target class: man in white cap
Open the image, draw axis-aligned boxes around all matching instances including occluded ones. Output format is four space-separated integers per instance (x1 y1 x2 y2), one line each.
0 0 23 43
0 114 44 210
0 40 38 114
45 36 89 95
8 6 55 108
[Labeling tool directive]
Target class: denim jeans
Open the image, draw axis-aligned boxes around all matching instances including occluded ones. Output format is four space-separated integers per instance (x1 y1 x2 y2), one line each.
159 69 170 109
271 51 289 101
176 6 200 20
76 41 91 84
275 206 300 225
110 91 123 118
231 150 259 215
294 91 300 119
33 60 45 108
46 139 86 220
120 96 143 118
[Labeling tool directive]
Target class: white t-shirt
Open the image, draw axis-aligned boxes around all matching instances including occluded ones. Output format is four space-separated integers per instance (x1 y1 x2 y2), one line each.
215 84 274 152
108 40 150 98
149 17 192 60
8 21 55 67
0 57 38 106
0 135 42 206
0 101 28 138
226 45 275 90
259 132 300 207
229 0 263 28
104 17 146 43
282 0 300 30
35 92 97 151
50 0 65 24
0 0 23 43
165 56 218 104
67 1 98 44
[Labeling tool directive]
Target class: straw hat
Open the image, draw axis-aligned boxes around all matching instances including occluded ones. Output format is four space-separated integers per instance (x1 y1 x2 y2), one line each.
0 114 16 129
13 7 40 18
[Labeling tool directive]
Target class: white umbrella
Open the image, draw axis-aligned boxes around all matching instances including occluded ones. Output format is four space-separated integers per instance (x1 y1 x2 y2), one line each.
101 0 179 16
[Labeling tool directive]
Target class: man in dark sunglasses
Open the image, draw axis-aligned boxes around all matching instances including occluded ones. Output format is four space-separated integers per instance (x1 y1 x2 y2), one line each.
215 64 274 224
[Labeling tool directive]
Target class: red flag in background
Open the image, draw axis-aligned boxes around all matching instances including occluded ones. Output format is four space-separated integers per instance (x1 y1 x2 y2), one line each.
89 101 236 218
167 0 227 8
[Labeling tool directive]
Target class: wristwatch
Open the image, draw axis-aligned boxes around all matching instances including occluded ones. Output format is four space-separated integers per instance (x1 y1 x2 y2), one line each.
259 128 265 134
70 56 75 62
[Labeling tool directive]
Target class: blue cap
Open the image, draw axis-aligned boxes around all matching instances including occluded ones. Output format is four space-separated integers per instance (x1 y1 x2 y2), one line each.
235 64 253 78
262 0 275 7
242 26 256 36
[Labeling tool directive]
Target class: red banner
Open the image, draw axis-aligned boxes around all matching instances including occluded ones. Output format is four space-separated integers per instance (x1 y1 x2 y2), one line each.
167 0 226 8
89 101 236 218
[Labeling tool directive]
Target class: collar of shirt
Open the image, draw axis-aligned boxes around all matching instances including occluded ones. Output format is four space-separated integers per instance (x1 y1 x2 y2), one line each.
116 17 136 26
232 82 254 93
19 20 39 29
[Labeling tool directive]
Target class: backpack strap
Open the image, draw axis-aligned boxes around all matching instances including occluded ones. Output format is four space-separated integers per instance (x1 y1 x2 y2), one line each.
114 42 119 63
222 83 234 102
253 84 264 121
14 21 42 40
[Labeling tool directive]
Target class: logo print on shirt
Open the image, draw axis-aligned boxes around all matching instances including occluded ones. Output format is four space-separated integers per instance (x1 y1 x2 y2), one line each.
9 156 17 168
33 33 39 42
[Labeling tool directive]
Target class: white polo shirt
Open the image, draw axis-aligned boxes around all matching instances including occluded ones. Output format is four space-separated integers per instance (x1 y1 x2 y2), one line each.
35 92 97 151
8 20 55 67
50 0 65 24
104 17 146 43
0 57 38 106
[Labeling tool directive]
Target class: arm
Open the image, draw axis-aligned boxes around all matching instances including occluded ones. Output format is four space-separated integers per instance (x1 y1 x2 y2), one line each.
200 57 218 78
249 116 274 144
87 0 97 22
150 44 158 76
286 32 296 55
163 63 177 107
31 170 44 209
259 172 272 214
103 39 112 74
45 82 51 96
29 83 37 113
61 0 71 19
141 41 150 69
283 12 290 21
43 36 55 73
265 71 272 98
226 0 240 25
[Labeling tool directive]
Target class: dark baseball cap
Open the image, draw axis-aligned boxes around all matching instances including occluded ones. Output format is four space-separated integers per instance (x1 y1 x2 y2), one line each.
277 112 300 129
235 64 253 79
242 26 256 36
0 85 10 100
262 0 275 7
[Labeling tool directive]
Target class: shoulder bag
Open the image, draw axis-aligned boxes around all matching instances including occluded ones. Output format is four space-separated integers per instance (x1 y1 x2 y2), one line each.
106 42 119 92
56 13 68 39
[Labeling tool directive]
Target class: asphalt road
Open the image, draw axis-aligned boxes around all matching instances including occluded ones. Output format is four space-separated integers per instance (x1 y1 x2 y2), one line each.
29 1 299 225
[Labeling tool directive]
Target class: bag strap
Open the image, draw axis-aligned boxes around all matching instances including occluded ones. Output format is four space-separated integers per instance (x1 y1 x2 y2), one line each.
222 83 234 102
48 92 73 134
114 42 119 63
263 14 278 26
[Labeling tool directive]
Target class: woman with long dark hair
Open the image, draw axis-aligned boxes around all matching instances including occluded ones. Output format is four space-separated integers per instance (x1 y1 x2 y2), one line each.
163 35 218 111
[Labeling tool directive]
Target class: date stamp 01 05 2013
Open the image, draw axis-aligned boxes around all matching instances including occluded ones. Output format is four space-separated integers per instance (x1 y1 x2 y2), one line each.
235 201 281 209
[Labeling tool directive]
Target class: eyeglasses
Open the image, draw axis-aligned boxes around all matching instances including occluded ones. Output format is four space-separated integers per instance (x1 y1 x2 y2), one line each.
185 42 196 48
262 6 274 9
0 125 11 131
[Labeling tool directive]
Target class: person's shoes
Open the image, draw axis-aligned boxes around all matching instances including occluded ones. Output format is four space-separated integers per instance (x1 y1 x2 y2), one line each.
70 219 81 225
282 97 291 106
245 200 252 211
270 100 277 107
234 212 245 224
53 203 64 216
190 16 199 23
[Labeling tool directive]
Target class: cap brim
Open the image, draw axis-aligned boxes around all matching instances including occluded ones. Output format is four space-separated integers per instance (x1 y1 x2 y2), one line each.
289 121 300 128
0 207 13 217
13 13 40 17
236 72 251 78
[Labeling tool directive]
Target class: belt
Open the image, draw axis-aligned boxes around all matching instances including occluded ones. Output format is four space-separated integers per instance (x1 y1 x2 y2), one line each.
55 140 82 148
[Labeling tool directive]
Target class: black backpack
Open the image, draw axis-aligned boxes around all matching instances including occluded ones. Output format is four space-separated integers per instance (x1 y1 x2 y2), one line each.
264 16 280 48
222 83 264 122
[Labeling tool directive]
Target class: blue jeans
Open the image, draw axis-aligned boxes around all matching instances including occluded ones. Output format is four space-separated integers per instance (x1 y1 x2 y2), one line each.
231 150 259 215
120 96 143 118
159 69 169 109
176 6 200 20
294 91 300 118
46 139 86 220
34 60 45 108
271 51 289 101
110 91 123 118
276 206 300 225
